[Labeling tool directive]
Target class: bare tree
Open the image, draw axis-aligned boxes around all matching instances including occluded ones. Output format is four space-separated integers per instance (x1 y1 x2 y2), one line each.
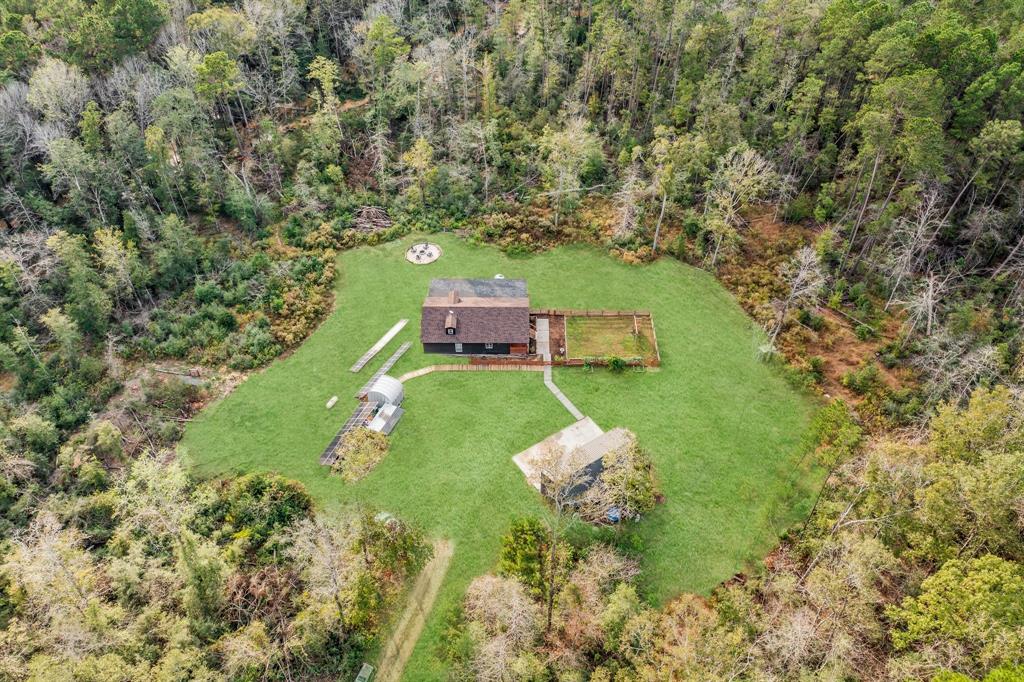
532 443 618 631
883 188 946 309
614 158 646 240
895 271 955 338
704 145 779 266
286 514 359 640
768 247 825 350
916 330 1003 404
26 57 91 134
0 443 36 482
464 574 542 681
2 512 116 659
115 456 196 540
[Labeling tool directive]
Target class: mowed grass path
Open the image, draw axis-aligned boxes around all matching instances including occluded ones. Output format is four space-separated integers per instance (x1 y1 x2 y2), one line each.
181 235 817 680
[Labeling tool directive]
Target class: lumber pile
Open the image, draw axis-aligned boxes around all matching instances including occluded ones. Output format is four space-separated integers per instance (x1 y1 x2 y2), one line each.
353 205 392 233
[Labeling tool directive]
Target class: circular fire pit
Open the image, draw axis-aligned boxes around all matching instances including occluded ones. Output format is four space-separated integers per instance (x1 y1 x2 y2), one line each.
405 242 442 265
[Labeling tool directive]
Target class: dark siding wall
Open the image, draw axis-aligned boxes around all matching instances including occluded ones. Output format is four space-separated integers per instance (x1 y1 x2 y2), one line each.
423 343 511 355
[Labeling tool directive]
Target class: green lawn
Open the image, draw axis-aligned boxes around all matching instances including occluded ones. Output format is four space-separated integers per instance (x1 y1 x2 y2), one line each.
180 234 818 680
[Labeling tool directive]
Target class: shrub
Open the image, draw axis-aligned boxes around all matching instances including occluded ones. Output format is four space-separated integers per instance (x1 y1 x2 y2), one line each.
806 399 863 467
841 362 883 395
332 428 390 483
193 473 314 563
855 323 876 341
193 281 224 304
606 356 627 373
807 355 826 383
142 376 202 414
8 413 58 456
814 183 838 222
796 308 825 331
782 193 815 222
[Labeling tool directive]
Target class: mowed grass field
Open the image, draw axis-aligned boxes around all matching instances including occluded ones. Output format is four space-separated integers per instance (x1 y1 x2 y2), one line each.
180 234 818 680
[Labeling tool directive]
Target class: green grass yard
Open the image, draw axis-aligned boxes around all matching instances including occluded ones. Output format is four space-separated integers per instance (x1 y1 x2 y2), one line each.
180 234 819 680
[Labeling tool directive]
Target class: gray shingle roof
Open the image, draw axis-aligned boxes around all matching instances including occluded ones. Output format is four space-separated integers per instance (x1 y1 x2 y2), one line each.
421 279 530 344
421 305 530 343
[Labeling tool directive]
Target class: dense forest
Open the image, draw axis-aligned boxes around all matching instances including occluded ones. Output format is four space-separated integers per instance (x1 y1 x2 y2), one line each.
0 0 1022 679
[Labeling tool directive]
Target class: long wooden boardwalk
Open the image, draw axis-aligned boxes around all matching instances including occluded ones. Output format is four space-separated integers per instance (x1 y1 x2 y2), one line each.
350 320 408 372
397 364 545 382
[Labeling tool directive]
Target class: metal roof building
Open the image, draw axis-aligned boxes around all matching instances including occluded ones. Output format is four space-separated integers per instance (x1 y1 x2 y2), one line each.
512 420 635 497
366 375 403 406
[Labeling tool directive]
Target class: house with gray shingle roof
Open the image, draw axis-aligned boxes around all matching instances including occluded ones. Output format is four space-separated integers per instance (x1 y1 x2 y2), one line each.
420 278 530 355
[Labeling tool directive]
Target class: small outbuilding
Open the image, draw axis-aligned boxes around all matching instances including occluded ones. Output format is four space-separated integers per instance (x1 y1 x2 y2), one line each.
367 403 404 435
512 418 634 498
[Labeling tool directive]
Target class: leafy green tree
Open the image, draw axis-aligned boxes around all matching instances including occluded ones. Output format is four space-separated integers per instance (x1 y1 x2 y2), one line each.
152 215 204 292
888 555 1024 665
175 530 226 640
401 136 435 206
39 308 81 361
195 51 244 133
357 15 409 87
0 30 40 77
45 232 112 337
185 7 255 59
538 117 603 228
78 101 103 154
498 517 551 599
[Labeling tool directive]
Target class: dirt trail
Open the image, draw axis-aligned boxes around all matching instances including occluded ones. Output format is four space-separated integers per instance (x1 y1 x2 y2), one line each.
376 539 454 682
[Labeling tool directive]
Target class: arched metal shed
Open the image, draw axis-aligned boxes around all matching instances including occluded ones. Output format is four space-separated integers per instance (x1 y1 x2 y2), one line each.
366 375 404 406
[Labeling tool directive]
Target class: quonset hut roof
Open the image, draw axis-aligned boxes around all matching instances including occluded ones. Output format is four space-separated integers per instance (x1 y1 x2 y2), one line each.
366 375 403 406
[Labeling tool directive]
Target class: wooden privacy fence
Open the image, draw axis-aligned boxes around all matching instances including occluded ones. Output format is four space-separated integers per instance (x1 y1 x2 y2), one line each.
562 356 651 367
531 308 652 318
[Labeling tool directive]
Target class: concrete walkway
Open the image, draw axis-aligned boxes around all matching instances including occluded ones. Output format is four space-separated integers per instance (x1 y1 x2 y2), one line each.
398 318 584 419
534 317 583 418
536 317 551 361
544 365 585 420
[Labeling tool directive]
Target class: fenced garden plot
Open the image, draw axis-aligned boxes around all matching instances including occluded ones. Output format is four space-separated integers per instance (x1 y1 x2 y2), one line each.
561 312 660 366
